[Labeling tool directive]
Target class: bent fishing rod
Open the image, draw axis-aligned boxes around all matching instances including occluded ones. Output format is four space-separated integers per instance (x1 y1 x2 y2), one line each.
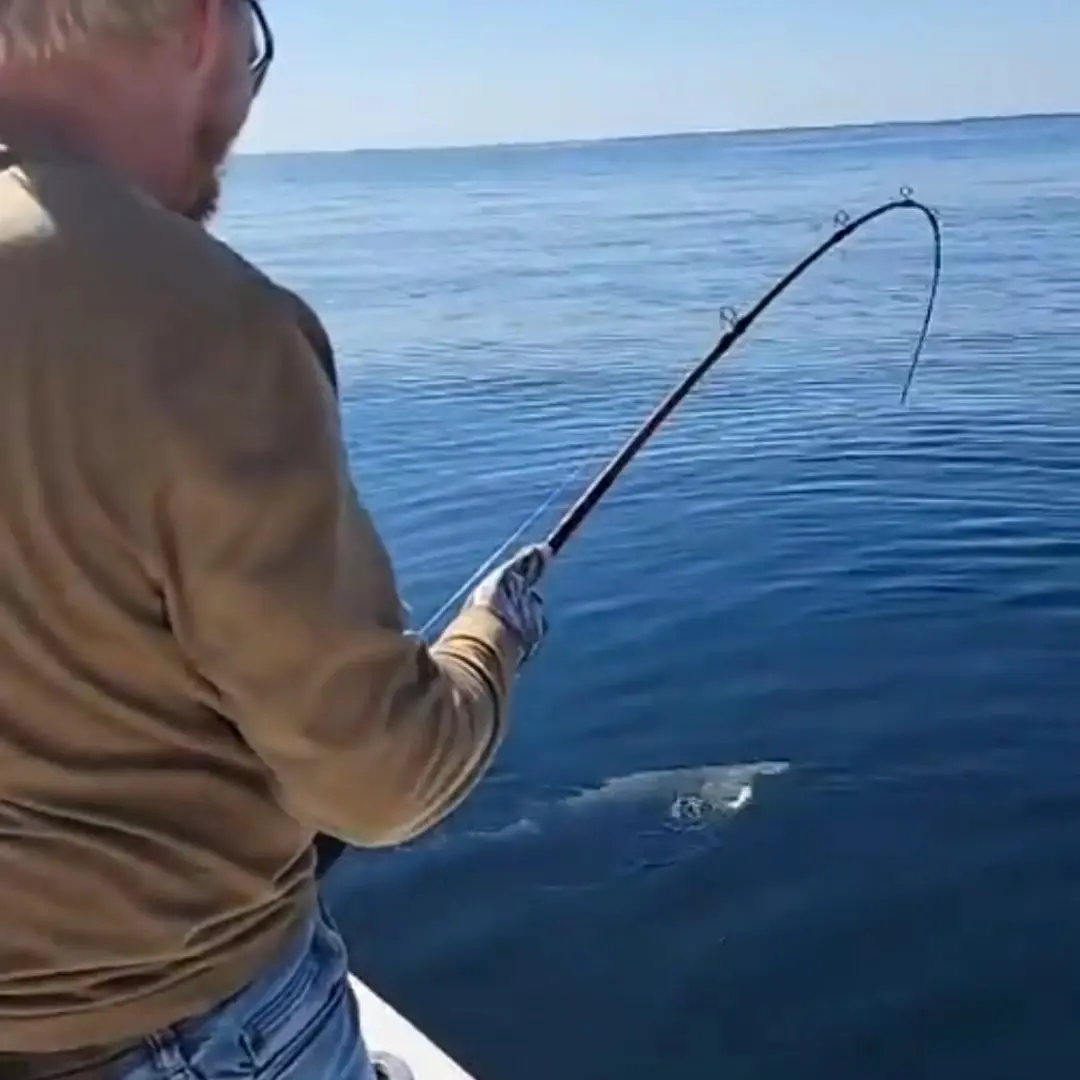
418 188 943 638
543 190 942 559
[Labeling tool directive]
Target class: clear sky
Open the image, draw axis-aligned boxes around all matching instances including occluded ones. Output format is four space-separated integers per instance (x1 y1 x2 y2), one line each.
239 0 1079 153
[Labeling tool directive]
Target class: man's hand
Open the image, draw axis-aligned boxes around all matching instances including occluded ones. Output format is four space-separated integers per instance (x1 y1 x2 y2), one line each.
464 544 549 661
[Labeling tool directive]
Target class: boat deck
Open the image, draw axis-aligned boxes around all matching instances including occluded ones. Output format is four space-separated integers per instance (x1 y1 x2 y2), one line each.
351 975 476 1079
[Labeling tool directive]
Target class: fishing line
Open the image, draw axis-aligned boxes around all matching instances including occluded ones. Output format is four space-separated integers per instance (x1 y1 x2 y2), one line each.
418 451 599 636
418 383 672 635
420 188 942 636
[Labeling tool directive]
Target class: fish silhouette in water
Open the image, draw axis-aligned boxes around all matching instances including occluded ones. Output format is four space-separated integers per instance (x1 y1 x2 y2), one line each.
470 761 790 841
559 761 790 822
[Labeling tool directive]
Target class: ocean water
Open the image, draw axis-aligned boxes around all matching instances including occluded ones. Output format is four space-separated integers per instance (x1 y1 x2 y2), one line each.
219 115 1080 1080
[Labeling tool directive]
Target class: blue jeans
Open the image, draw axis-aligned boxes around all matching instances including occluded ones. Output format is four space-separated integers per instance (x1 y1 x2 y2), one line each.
118 899 375 1080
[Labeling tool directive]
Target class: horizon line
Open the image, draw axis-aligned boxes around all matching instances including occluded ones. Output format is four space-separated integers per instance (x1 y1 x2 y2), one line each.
239 108 1079 159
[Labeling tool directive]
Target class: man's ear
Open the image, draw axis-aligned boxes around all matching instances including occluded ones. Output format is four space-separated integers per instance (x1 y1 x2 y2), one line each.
180 0 226 77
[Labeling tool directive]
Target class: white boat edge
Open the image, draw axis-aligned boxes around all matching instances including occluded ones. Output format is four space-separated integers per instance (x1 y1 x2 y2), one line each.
350 973 478 1079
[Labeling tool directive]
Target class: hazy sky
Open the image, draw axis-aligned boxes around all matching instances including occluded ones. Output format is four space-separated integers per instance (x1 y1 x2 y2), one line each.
239 0 1078 153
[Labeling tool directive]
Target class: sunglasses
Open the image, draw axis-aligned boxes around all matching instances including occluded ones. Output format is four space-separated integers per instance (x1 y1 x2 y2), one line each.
245 0 274 95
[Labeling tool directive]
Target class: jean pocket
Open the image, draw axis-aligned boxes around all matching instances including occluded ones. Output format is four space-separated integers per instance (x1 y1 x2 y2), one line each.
239 903 356 1077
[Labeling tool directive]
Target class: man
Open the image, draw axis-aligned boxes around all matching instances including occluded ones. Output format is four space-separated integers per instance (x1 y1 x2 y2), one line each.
0 1 548 1077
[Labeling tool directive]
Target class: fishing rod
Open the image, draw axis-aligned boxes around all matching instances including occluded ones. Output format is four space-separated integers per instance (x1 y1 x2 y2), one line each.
418 188 943 636
543 189 942 558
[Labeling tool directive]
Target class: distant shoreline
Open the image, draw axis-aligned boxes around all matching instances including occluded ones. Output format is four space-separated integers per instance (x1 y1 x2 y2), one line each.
238 110 1079 159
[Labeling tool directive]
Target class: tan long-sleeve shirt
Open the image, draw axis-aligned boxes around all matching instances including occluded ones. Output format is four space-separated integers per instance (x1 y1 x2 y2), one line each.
0 127 522 1055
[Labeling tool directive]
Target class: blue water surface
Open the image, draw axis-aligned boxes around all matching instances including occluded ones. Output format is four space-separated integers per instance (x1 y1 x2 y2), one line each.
219 115 1080 1080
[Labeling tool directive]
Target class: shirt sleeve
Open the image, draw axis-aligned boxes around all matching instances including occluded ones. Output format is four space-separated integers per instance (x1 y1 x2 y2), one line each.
148 288 523 847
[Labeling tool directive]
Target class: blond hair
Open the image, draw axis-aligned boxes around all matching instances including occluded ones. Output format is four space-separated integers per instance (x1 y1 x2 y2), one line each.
0 0 182 64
